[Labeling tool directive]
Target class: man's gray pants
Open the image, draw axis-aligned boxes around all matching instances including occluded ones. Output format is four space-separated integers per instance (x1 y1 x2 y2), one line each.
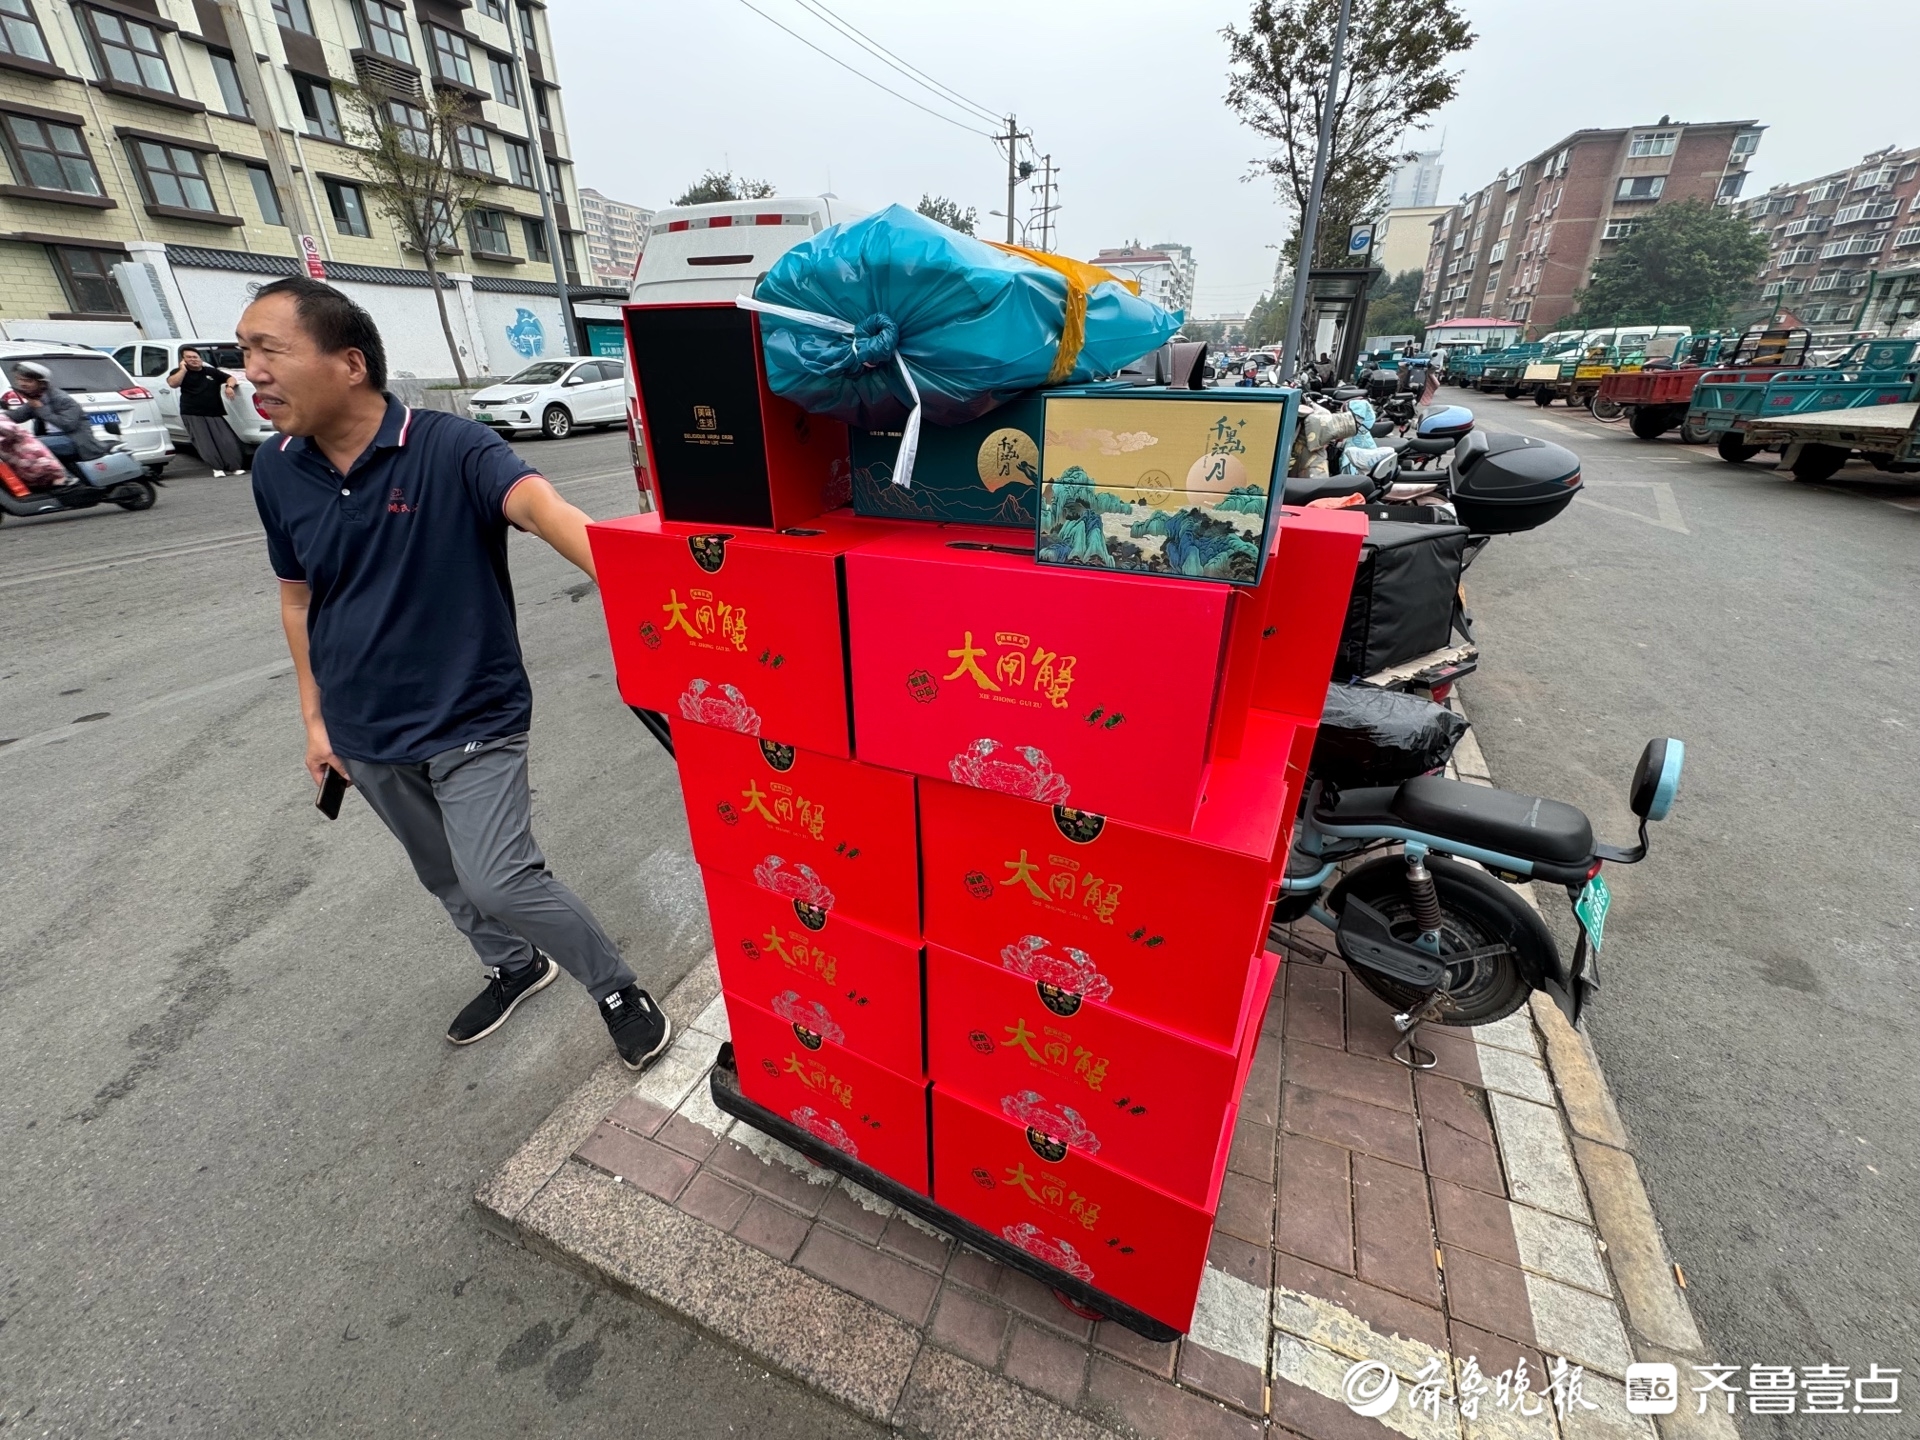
182 413 246 471
343 733 636 1002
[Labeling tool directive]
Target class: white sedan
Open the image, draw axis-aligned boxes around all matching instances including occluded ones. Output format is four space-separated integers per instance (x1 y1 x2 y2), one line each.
468 358 628 440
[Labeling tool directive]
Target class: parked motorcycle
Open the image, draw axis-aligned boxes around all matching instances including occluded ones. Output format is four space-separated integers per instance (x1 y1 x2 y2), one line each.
1275 686 1683 1052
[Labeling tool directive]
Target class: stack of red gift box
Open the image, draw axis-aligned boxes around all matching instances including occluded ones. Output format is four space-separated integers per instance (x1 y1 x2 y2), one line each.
587 302 1364 1335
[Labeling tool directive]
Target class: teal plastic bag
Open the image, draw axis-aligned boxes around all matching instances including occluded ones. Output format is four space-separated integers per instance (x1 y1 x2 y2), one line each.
748 204 1181 434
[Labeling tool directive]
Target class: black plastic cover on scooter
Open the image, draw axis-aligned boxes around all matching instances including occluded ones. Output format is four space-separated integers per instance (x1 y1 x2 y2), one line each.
1448 431 1582 534
1309 684 1468 789
1333 520 1467 681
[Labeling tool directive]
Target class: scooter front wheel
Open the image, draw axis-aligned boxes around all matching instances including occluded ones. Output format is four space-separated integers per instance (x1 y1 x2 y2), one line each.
1330 856 1544 1025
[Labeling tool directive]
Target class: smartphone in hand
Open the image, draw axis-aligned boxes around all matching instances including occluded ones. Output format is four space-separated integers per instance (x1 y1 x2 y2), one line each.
315 763 348 820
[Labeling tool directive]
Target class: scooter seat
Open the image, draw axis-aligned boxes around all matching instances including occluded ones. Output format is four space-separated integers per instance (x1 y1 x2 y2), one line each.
1390 775 1593 865
1384 435 1457 457
1284 475 1378 506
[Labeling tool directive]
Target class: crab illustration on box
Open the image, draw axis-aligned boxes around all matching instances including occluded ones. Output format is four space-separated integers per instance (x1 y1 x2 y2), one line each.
678 678 761 735
789 1105 858 1159
948 738 1071 803
771 989 846 1046
752 855 836 928
1035 392 1296 586
1002 1089 1102 1157
1000 1221 1095 1282
999 935 1113 1013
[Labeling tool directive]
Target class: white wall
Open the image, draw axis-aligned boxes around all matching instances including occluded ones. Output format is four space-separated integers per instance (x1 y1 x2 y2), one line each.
472 289 574 372
169 268 484 378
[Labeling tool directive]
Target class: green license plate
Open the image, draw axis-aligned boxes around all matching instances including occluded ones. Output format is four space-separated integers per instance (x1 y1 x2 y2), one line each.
476 412 494 423
1575 874 1612 952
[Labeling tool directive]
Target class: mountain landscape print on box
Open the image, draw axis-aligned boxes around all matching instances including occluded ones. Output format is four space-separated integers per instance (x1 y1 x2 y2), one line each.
1037 396 1286 585
851 413 1040 528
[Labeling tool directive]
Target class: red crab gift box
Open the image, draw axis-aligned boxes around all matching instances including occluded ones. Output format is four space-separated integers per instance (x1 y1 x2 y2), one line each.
674 720 920 939
918 708 1306 1049
925 942 1278 1203
589 512 895 759
727 989 930 1193
928 1083 1231 1331
843 523 1236 832
706 867 924 1079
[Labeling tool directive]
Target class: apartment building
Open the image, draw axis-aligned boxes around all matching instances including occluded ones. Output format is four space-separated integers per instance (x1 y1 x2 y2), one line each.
1743 146 1920 338
0 0 598 370
1090 241 1196 315
1420 117 1764 335
579 186 650 286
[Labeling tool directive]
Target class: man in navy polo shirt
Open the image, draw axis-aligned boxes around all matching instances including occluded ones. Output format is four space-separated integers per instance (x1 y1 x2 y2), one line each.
241 276 670 1071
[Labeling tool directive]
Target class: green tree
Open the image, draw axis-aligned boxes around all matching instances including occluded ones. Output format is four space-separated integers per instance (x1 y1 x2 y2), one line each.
1363 268 1425 341
1564 200 1770 329
673 170 776 206
915 194 978 236
1246 289 1292 348
1225 0 1474 270
337 80 493 386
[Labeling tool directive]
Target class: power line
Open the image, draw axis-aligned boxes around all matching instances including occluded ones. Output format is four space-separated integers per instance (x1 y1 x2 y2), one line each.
731 0 997 139
788 0 1004 127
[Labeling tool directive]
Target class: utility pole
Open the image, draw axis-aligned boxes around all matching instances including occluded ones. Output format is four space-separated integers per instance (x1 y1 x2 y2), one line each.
1278 0 1353 384
1030 154 1059 254
999 115 1031 244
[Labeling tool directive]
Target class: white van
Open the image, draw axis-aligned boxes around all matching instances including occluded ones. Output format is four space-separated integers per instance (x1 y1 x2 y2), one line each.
110 338 275 457
622 194 867 484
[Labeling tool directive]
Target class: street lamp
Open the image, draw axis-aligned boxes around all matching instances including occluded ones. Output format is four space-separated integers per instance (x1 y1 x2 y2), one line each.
990 210 1034 245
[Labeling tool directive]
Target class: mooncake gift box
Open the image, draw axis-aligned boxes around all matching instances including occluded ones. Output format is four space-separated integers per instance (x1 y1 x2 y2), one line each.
1035 389 1300 586
850 394 1043 529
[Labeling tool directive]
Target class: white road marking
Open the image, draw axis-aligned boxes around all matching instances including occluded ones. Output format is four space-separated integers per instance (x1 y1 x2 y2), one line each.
0 658 292 757
1575 481 1690 533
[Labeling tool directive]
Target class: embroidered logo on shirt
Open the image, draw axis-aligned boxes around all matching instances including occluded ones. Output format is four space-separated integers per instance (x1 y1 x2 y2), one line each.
388 487 416 515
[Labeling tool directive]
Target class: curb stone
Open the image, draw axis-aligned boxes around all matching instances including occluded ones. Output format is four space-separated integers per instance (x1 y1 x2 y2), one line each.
1449 697 1736 1440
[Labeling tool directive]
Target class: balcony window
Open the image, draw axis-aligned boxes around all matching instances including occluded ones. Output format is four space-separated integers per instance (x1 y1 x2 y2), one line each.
271 0 313 35
428 26 475 87
1628 130 1678 158
469 207 511 256
1 0 52 63
324 177 371 237
1616 175 1665 201
1487 239 1507 262
1851 166 1895 191
518 4 535 51
129 139 215 211
1717 172 1746 200
49 244 125 313
489 51 518 106
1602 219 1642 240
209 50 250 116
1731 130 1762 157
360 1 412 64
522 216 548 262
453 123 492 174
2 113 104 195
533 83 550 130
477 0 506 18
1504 170 1523 192
1892 226 1920 248
83 8 175 93
245 163 282 224
505 137 533 188
387 100 430 156
294 75 341 141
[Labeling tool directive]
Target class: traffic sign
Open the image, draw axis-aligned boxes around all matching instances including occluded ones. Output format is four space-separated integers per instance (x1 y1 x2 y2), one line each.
1347 222 1376 257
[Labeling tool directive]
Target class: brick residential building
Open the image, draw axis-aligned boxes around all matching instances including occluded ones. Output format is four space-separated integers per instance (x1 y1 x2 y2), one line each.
0 0 598 369
1420 118 1765 336
579 186 651 287
1743 146 1920 340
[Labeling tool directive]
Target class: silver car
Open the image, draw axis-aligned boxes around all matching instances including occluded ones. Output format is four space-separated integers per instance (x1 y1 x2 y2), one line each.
0 342 173 474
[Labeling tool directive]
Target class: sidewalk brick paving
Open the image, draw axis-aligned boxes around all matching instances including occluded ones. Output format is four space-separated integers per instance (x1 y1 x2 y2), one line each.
478 929 1677 1440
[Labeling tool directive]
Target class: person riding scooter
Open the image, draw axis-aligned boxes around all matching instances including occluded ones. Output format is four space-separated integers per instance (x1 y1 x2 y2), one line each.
5 360 104 483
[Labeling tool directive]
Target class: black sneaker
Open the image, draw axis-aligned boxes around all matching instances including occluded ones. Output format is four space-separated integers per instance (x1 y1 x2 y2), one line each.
446 954 557 1045
600 985 672 1071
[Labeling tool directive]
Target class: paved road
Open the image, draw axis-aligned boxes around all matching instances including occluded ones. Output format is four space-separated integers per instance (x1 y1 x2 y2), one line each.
1450 393 1920 1433
0 433 881 1438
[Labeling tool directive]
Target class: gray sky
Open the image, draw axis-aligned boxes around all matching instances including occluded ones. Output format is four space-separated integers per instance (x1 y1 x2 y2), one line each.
553 0 1920 317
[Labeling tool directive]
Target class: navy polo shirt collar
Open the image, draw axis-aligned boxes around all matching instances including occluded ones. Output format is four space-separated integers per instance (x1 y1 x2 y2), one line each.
274 394 414 478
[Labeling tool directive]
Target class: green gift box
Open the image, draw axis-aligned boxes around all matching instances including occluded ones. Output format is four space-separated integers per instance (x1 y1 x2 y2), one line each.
850 395 1044 529
1036 387 1300 586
